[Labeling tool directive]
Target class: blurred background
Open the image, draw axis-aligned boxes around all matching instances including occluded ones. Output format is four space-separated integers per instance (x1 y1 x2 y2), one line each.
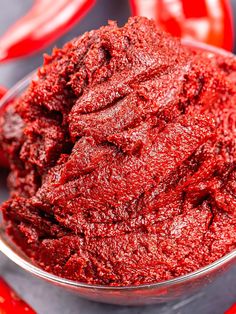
0 1 236 314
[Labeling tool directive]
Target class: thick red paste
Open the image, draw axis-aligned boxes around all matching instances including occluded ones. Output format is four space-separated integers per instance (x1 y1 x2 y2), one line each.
0 17 236 286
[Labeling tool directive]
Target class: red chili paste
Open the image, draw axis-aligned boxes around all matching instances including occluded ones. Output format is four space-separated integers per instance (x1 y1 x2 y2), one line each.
0 17 235 286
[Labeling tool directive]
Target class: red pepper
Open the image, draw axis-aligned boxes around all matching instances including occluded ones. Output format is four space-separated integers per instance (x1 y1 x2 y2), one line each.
0 277 36 314
0 86 6 99
0 0 95 63
225 303 236 314
130 0 233 51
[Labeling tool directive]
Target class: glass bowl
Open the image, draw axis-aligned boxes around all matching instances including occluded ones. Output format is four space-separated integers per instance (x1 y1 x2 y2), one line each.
0 41 235 306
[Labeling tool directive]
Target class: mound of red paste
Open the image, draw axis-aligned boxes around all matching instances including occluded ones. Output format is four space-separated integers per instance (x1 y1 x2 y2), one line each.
0 17 236 286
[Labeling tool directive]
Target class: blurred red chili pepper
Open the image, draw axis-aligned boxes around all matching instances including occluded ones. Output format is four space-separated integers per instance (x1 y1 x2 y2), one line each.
0 86 6 99
130 0 233 51
0 277 36 314
225 303 236 314
0 0 95 63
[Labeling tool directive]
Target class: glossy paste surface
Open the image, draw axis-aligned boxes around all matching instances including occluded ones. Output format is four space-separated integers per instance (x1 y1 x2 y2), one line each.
1 17 236 286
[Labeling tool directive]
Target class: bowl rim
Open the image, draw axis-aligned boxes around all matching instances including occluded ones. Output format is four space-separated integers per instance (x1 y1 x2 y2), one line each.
0 40 235 291
1 225 236 291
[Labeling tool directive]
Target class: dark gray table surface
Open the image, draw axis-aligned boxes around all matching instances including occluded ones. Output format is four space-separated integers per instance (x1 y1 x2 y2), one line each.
0 1 235 313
